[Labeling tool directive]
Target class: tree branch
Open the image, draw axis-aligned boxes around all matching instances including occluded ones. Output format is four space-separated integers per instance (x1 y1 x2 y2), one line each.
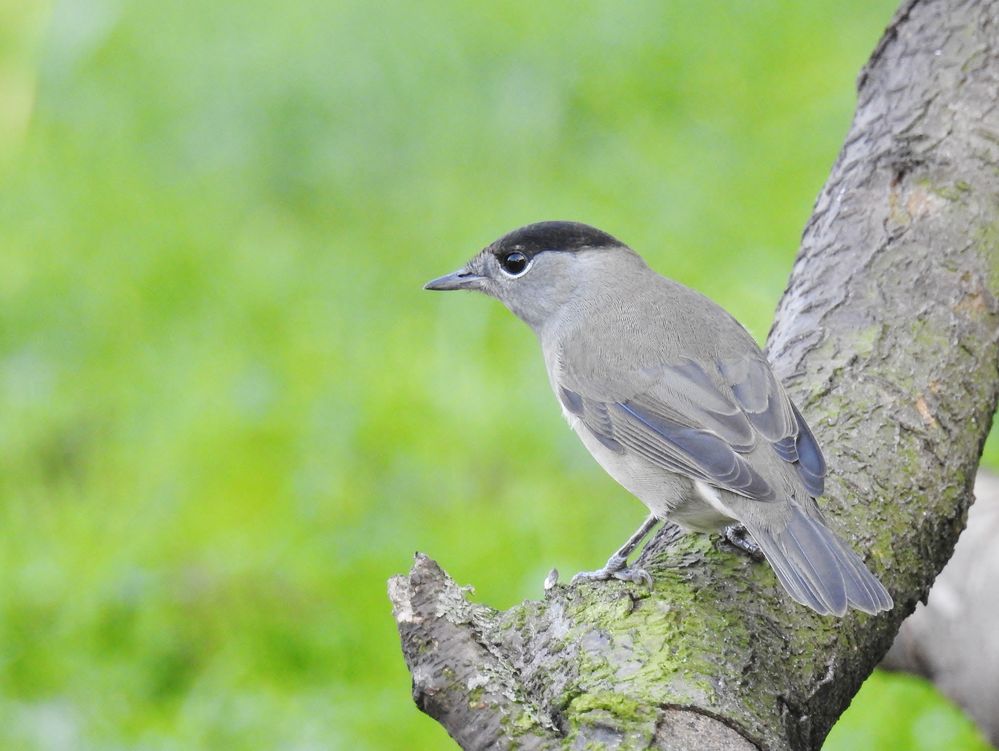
390 1 999 748
882 471 999 746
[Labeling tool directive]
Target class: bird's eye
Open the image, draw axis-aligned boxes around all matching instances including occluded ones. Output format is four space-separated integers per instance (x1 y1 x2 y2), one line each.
499 251 530 276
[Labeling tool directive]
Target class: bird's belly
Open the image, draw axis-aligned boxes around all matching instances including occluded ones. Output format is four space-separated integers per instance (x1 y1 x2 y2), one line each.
568 416 734 532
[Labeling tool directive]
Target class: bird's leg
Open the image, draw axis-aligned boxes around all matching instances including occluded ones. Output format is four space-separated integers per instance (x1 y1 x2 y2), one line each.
571 513 659 587
723 523 765 562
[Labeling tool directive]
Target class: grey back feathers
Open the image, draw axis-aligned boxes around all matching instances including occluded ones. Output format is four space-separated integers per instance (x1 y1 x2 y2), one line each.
427 221 891 616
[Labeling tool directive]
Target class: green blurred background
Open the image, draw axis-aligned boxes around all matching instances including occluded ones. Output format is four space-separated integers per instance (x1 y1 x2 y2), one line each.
0 1 994 749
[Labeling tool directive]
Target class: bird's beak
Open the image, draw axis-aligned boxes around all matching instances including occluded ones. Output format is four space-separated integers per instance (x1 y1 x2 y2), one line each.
423 268 485 291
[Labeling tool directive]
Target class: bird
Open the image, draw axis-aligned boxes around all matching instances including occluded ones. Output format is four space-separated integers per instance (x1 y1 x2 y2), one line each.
424 220 892 616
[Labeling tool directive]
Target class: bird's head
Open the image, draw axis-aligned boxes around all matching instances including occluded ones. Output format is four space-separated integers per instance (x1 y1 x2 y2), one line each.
424 221 643 330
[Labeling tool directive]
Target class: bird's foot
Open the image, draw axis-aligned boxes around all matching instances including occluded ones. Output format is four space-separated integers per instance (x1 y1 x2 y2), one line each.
723 524 765 562
570 553 654 588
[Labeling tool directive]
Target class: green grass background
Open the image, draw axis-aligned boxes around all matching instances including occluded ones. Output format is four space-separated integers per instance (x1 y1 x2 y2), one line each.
0 1 994 749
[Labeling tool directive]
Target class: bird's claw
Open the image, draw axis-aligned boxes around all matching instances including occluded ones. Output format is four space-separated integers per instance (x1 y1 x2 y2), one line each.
723 524 765 562
571 562 654 588
613 566 654 587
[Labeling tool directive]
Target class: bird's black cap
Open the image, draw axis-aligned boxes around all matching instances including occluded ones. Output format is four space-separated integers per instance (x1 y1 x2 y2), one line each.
488 221 623 261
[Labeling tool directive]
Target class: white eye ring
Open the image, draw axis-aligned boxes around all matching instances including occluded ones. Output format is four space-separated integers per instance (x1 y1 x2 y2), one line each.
499 251 531 277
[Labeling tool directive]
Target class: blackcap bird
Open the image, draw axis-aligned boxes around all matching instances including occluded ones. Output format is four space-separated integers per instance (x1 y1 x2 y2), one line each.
425 221 892 616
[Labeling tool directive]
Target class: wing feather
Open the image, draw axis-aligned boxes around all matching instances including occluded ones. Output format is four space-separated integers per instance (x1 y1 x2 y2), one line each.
559 353 826 499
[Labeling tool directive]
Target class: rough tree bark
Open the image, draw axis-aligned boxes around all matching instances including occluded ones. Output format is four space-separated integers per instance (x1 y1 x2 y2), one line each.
389 1 999 749
882 471 999 746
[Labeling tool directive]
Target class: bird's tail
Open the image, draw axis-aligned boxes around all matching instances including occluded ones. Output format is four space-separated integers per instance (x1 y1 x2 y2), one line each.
743 505 893 616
